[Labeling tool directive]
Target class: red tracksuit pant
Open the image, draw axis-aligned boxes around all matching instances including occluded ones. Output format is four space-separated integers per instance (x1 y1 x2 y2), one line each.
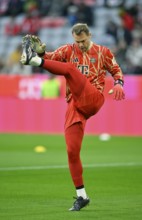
42 60 104 187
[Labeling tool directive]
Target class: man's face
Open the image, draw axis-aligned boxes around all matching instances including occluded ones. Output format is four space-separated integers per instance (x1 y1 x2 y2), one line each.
72 32 91 52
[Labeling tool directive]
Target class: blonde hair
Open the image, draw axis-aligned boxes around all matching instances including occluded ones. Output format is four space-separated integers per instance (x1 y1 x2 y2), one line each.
72 23 90 35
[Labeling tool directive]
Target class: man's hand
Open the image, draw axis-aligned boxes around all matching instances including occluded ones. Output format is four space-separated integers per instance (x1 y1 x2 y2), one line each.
108 84 125 100
22 35 46 55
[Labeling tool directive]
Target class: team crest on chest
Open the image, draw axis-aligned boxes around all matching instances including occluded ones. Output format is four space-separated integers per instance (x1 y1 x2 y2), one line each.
90 57 96 63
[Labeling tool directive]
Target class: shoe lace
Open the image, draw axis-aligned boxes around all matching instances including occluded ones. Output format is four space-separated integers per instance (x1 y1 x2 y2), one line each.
22 36 34 50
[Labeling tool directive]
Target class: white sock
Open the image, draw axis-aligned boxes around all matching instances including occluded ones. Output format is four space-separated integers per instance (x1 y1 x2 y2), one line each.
76 188 87 199
30 56 42 66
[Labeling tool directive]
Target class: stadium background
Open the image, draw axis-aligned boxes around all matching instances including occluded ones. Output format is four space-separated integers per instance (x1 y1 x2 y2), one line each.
0 0 142 136
0 1 142 219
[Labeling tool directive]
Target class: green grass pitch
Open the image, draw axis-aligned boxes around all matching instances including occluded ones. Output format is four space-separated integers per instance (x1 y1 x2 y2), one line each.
0 134 142 220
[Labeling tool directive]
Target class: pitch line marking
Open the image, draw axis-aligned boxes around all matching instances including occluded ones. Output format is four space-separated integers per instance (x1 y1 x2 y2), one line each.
0 162 142 171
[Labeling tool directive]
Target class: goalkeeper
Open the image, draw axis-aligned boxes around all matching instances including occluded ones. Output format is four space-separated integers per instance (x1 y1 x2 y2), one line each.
21 23 125 211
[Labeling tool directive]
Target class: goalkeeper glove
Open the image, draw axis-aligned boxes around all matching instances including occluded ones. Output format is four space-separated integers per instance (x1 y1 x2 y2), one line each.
109 80 125 100
22 35 46 56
